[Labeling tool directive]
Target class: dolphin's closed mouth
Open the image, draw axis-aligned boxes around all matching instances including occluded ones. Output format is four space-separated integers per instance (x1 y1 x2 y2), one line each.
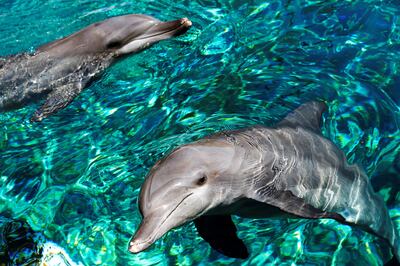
116 17 192 55
135 17 192 41
129 192 194 253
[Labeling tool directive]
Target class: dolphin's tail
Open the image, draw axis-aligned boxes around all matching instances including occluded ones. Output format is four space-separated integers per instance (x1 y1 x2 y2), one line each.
363 193 400 262
374 197 400 262
352 187 400 263
329 167 400 263
390 223 400 262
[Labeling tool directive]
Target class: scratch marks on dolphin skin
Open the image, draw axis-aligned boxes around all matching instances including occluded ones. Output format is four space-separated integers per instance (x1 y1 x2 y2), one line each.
216 103 399 258
1 15 192 121
131 101 399 261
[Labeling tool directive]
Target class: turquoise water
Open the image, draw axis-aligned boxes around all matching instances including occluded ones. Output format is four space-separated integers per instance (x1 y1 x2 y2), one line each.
0 0 399 265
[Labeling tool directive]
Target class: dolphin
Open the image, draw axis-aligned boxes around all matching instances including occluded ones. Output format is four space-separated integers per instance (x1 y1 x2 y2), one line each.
0 14 192 122
129 101 400 262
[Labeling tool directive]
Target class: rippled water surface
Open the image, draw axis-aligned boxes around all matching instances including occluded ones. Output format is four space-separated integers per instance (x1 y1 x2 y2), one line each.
0 0 399 265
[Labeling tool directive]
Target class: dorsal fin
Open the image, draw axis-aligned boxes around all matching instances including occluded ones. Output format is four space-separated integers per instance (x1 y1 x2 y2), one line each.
277 101 327 133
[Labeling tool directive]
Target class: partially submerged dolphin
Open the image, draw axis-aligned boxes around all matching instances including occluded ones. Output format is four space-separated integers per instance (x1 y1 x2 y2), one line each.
129 101 400 262
0 14 192 121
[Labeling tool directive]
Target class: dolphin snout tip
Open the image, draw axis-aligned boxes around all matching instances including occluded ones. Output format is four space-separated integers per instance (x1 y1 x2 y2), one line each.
128 240 141 253
128 238 150 254
180 17 192 27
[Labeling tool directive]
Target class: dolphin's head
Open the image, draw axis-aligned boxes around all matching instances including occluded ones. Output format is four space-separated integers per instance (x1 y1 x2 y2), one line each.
129 139 244 253
38 14 192 56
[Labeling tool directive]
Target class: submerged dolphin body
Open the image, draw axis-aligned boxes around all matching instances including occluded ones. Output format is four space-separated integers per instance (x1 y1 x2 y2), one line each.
0 14 191 121
130 101 400 262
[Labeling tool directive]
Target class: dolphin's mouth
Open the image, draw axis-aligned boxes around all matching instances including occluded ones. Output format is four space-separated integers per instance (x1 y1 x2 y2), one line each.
158 192 194 230
128 192 193 253
136 17 192 41
121 17 192 47
116 17 192 55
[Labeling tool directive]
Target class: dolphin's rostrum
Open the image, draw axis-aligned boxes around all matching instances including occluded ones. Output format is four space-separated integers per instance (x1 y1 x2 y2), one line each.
0 14 192 121
130 101 400 262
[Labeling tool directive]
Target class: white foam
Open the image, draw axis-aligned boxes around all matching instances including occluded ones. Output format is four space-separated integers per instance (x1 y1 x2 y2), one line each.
39 242 84 266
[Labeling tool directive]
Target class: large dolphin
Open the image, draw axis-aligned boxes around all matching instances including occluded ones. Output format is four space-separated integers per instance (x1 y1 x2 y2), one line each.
129 101 400 262
0 14 192 121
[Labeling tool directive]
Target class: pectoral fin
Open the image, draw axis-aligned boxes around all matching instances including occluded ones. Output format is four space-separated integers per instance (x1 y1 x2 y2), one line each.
194 215 249 259
30 83 83 122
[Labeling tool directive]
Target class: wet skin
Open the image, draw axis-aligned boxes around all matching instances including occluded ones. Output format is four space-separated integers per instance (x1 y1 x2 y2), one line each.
0 14 192 121
129 101 400 261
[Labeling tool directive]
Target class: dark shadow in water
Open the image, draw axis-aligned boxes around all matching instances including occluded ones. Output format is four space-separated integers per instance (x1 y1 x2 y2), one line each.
0 216 43 265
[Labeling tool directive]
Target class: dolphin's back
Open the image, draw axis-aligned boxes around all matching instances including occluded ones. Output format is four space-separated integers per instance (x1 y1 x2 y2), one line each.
0 53 41 110
0 52 110 112
268 126 398 252
236 102 400 260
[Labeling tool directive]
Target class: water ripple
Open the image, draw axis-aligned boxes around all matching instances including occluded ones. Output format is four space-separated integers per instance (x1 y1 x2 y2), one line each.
0 0 399 265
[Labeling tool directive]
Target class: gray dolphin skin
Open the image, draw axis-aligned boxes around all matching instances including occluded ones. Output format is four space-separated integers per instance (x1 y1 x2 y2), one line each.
0 14 192 122
129 101 400 262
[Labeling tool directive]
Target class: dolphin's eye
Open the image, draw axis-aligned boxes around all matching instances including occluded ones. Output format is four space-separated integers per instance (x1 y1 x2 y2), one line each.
107 40 122 49
197 175 207 186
